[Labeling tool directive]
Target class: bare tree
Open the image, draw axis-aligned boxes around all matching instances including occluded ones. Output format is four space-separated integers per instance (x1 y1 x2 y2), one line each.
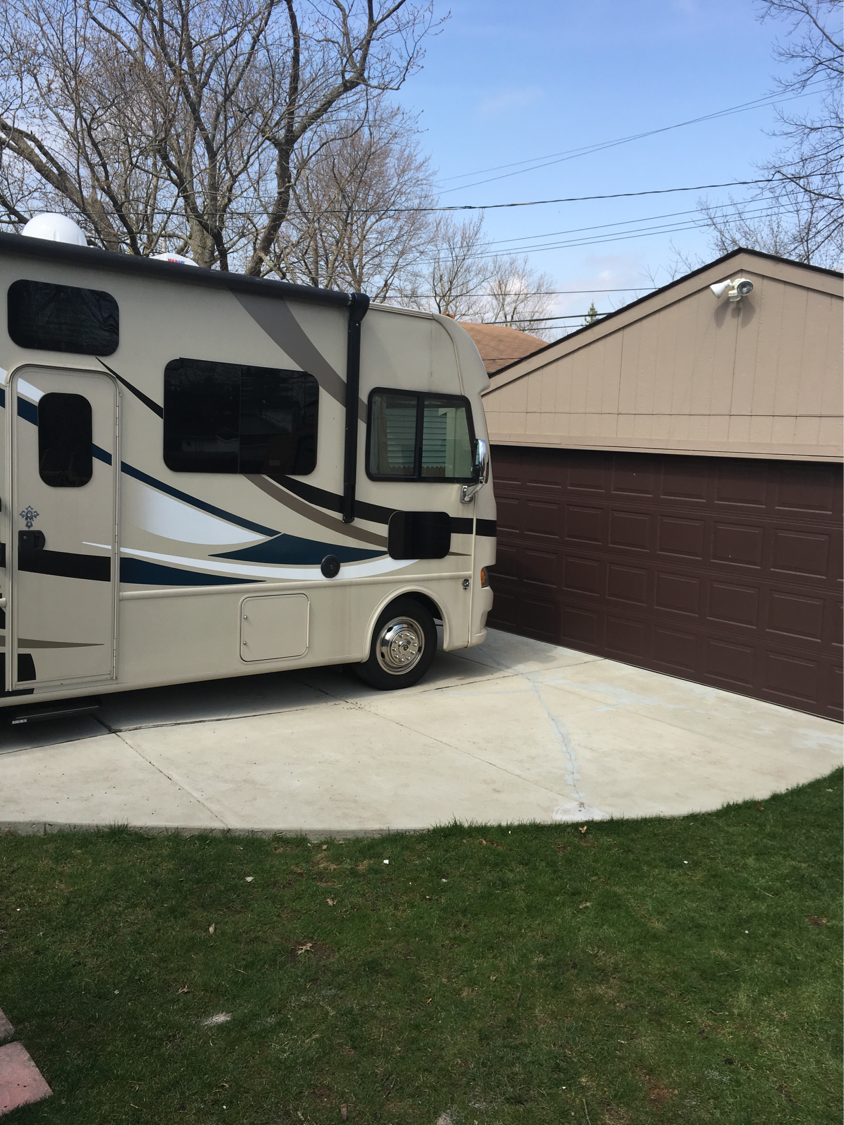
698 184 835 263
400 213 493 318
483 253 555 338
266 98 434 297
400 214 559 337
698 0 841 267
0 0 438 270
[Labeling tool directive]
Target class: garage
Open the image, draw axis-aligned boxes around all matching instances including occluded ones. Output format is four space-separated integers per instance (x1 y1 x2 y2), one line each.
481 249 842 720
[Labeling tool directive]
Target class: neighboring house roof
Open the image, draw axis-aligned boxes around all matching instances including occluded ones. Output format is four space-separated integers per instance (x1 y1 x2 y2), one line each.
458 321 546 374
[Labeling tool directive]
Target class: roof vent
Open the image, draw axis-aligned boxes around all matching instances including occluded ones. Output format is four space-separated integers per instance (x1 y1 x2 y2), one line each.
150 252 198 267
22 213 88 246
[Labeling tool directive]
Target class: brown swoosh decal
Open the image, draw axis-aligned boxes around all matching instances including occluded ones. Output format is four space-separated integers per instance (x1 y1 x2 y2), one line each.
234 293 367 423
245 475 387 548
0 637 103 648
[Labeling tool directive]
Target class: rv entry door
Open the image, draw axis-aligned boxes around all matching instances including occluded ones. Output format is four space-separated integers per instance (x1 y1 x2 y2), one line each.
10 367 118 689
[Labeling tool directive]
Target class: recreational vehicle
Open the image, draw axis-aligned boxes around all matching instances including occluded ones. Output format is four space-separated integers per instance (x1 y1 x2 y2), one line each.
0 218 495 716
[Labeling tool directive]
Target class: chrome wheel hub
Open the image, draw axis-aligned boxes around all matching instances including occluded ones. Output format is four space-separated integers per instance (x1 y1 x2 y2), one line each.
376 617 424 674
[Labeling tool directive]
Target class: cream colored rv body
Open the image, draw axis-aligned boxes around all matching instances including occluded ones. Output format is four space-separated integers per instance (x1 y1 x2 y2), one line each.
0 233 495 707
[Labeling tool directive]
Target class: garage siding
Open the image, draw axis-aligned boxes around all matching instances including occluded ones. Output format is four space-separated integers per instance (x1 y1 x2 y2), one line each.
489 447 842 720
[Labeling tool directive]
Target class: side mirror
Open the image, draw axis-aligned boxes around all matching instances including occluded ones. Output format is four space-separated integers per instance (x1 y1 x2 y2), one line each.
460 438 490 503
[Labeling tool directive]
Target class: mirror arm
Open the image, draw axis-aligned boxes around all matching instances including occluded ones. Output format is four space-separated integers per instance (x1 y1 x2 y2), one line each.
460 438 490 504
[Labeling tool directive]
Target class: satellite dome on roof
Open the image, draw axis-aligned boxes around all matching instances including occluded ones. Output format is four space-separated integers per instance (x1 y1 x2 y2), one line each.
150 252 198 267
22 213 88 246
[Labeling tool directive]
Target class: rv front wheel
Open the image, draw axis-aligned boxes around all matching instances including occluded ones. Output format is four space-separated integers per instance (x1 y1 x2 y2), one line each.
356 598 437 690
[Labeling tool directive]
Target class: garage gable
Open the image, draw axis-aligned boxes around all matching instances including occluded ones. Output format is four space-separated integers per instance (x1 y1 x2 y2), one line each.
483 249 843 463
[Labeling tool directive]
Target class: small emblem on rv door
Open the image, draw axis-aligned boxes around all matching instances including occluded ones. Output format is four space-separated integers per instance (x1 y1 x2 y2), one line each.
20 506 39 529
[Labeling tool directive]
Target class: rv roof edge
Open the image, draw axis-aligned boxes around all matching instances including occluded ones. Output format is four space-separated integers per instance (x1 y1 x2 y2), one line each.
0 229 351 310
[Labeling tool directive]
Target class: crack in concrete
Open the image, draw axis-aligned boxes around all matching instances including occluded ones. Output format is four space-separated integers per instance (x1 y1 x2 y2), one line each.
111 728 229 829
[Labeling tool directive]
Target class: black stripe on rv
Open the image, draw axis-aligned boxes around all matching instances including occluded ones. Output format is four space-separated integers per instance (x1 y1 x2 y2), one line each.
273 476 496 537
18 549 111 582
96 358 164 418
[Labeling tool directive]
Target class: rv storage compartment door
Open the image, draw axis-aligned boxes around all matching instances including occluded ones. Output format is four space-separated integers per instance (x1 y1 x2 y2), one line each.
240 594 309 662
10 367 118 688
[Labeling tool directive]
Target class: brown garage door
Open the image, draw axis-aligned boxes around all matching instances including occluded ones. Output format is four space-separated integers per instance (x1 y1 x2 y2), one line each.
489 447 842 720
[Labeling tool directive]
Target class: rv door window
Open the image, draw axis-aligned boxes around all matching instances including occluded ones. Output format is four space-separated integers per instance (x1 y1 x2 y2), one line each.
38 392 94 487
163 359 318 477
8 280 119 355
367 389 475 482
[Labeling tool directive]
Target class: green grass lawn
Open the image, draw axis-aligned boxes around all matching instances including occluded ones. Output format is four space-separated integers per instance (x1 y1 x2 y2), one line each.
1 769 841 1125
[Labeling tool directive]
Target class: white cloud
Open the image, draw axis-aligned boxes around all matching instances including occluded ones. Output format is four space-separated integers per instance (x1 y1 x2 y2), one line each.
477 87 543 117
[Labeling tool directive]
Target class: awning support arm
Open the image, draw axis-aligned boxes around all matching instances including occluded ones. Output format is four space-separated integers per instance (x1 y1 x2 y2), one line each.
342 291 371 524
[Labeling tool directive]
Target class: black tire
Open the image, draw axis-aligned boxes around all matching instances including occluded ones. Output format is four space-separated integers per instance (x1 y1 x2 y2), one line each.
355 598 437 690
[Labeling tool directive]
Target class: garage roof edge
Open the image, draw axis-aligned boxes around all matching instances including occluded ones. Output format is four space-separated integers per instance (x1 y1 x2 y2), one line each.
485 247 843 389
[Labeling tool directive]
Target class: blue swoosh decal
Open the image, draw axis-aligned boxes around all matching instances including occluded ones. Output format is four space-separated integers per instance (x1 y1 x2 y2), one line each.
17 398 37 424
212 533 383 565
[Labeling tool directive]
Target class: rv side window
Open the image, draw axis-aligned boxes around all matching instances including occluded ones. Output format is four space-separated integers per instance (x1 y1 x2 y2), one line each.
367 390 475 482
38 393 93 487
163 359 318 477
8 280 119 355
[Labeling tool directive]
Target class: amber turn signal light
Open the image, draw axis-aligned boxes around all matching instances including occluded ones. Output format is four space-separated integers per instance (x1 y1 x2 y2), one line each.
480 567 491 588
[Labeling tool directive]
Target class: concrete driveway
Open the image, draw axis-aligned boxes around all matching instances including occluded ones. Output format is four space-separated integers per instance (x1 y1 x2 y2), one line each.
0 629 840 836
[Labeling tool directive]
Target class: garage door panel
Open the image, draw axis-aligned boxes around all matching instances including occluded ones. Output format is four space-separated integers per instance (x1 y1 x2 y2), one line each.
658 515 705 559
774 461 839 515
711 522 765 569
488 587 521 629
771 528 830 578
561 605 600 649
496 495 522 535
490 447 842 719
493 542 521 580
763 649 821 705
565 505 605 545
831 599 843 648
612 454 657 497
703 637 756 687
567 459 610 494
563 556 602 596
518 597 559 641
655 572 701 616
767 590 825 643
708 581 760 629
525 500 561 540
654 627 699 674
522 549 560 589
829 665 843 720
607 563 649 606
661 458 711 504
606 615 649 659
714 461 770 509
609 510 651 551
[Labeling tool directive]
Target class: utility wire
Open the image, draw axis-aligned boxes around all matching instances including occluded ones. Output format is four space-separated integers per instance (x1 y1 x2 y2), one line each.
436 84 825 192
0 177 779 223
483 313 610 324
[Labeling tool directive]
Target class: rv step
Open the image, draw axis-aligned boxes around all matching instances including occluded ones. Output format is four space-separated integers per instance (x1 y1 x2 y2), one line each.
8 697 102 725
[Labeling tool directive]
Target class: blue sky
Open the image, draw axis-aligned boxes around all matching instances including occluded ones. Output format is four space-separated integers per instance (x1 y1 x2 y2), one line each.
397 0 828 327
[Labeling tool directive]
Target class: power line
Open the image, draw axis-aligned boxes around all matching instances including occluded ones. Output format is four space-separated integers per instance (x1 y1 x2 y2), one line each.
485 199 766 249
414 286 650 298
483 313 610 324
364 178 778 213
436 85 825 193
0 178 778 224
